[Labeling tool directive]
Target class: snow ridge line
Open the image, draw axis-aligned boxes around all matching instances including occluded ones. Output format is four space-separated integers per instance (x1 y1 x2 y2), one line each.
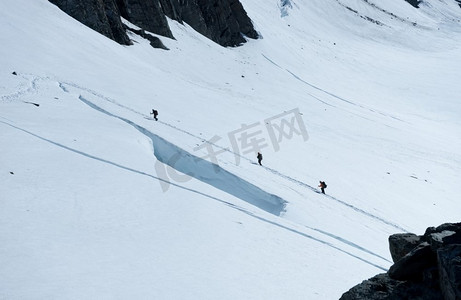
57 80 408 232
284 69 405 123
74 94 287 216
261 54 406 123
59 81 252 162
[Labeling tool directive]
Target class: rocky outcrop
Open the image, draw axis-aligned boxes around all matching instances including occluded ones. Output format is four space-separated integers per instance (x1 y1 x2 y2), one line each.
340 273 442 300
340 222 461 300
115 0 173 38
389 233 422 262
49 0 258 48
388 242 438 281
124 25 168 50
49 0 132 45
438 244 461 300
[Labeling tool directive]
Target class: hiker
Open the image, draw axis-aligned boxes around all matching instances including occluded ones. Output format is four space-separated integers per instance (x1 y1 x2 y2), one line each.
151 109 158 121
318 181 327 194
257 152 263 166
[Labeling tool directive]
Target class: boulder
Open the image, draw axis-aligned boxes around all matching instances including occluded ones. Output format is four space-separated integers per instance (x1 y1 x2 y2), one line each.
389 233 422 262
388 242 437 281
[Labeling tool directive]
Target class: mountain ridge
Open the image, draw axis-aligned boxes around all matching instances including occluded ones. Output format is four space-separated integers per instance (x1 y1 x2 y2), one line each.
49 0 259 48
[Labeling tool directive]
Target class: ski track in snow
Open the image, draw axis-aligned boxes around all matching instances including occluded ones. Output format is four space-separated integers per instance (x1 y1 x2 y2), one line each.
2 1 461 295
1 74 402 267
242 208 389 271
305 225 392 263
56 78 288 215
59 79 406 230
2 73 409 232
0 119 390 271
54 75 409 233
265 166 408 232
261 54 406 124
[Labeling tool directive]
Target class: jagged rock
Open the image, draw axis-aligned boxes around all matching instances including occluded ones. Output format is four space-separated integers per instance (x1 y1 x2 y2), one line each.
438 245 461 300
162 0 206 37
116 0 174 38
160 0 259 47
49 0 131 45
426 230 461 252
158 0 181 22
103 0 133 45
389 233 422 262
49 0 258 48
125 26 168 50
388 242 437 281
424 223 461 237
423 223 461 239
341 222 461 300
339 273 443 300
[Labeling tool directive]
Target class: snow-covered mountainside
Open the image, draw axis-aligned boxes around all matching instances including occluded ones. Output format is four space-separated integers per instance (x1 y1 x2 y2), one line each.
1 0 460 298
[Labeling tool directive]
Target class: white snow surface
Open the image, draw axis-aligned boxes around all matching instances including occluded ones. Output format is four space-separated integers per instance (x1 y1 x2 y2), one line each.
1 0 460 298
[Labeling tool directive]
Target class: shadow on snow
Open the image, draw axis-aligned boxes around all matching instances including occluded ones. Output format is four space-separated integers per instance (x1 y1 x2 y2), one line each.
77 95 287 216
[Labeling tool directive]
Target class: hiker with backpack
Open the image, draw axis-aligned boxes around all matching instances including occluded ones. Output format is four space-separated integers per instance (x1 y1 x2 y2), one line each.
257 152 263 166
318 181 327 194
151 109 158 121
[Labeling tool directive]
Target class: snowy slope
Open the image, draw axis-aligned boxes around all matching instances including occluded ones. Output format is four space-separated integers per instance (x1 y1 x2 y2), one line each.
1 0 460 299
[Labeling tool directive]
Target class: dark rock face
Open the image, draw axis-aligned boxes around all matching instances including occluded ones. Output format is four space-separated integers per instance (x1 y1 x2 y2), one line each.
340 222 461 300
160 0 259 47
438 245 461 300
228 0 259 40
49 0 258 48
49 0 132 45
125 25 168 50
116 0 173 38
196 0 257 46
103 0 133 45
